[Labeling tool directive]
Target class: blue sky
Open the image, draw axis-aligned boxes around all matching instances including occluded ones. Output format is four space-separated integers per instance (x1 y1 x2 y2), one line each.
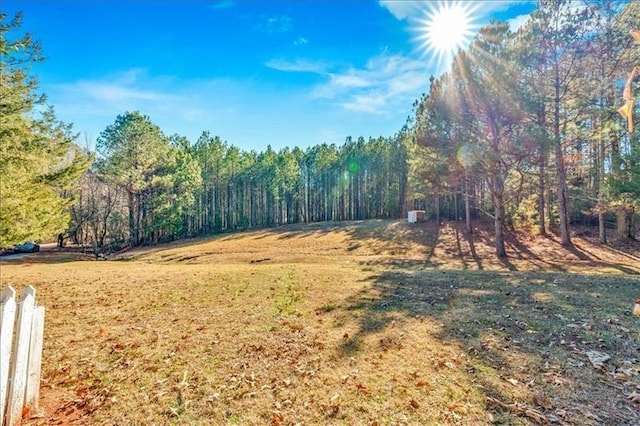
4 1 535 151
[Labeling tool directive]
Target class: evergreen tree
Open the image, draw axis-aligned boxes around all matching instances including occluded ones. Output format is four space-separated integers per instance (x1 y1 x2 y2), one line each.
0 12 90 247
96 111 170 246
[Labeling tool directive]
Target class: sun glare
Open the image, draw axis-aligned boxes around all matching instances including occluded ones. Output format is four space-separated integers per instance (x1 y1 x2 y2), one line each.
414 1 476 67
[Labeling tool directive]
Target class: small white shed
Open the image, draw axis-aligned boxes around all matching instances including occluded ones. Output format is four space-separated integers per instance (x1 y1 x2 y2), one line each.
408 210 426 223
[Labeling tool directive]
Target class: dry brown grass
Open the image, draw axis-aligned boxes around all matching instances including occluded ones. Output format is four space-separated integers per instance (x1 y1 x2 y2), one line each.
1 219 639 425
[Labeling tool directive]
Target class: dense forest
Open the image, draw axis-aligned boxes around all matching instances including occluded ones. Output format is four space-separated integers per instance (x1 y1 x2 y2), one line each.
81 120 408 248
1 0 638 258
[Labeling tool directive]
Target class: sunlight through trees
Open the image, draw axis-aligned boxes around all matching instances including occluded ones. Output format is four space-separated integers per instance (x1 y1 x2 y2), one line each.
409 0 639 255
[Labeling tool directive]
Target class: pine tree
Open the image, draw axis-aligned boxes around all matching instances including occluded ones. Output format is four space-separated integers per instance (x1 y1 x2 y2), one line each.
96 111 170 246
0 12 90 247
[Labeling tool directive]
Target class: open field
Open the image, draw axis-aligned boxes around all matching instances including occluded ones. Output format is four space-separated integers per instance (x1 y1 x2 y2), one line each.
1 219 639 425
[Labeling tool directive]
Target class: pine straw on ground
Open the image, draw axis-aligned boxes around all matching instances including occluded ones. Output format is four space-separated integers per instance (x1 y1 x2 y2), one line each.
1 219 639 425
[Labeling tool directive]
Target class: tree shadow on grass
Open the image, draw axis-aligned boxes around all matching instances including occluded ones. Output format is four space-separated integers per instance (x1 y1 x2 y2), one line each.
260 219 448 271
456 229 483 270
336 268 640 424
0 248 94 264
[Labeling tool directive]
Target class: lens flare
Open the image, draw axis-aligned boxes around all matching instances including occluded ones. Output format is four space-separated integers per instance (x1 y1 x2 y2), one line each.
456 144 475 168
413 1 477 70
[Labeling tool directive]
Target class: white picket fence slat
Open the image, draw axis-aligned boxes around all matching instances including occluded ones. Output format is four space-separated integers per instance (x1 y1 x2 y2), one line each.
25 305 45 411
0 286 45 426
0 287 16 426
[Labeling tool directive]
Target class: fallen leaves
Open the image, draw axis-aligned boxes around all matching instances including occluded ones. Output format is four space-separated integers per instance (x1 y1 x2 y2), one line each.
485 396 548 424
532 393 552 409
435 358 460 369
505 377 519 386
585 350 611 371
270 413 284 425
355 383 371 395
379 336 403 351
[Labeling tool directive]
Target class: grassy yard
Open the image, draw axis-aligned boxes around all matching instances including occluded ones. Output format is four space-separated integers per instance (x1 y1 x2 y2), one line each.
1 220 639 425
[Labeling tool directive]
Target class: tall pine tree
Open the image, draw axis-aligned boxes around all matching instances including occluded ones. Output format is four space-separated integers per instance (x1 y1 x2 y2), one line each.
0 12 90 247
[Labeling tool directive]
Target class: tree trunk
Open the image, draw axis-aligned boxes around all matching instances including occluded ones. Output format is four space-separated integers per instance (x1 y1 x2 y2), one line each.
554 146 571 246
492 176 507 258
305 165 310 222
399 164 408 218
128 190 136 247
617 205 636 241
598 135 607 243
465 174 472 234
135 192 142 246
538 148 547 236
453 191 459 221
553 60 572 246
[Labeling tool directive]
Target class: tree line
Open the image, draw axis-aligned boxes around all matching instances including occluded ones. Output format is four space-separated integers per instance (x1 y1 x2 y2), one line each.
1 1 638 259
67 113 408 251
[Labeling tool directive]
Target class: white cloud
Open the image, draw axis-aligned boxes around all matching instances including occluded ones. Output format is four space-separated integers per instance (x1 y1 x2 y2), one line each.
47 70 250 144
52 70 177 119
339 91 387 113
311 53 430 115
264 58 326 73
72 81 171 103
380 1 535 21
294 37 308 46
44 53 428 150
378 0 422 20
507 13 530 31
265 52 430 114
329 74 371 89
266 56 415 111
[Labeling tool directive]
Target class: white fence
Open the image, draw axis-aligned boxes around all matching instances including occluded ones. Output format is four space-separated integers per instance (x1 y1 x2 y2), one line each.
0 286 45 426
